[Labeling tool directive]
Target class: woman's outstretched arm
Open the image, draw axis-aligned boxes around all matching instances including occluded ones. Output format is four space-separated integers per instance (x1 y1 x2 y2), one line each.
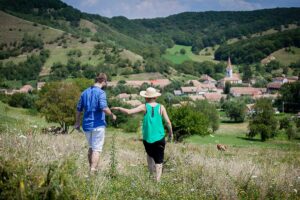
111 104 146 115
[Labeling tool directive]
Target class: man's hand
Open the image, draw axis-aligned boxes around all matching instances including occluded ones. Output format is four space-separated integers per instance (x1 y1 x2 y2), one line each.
111 113 117 121
74 122 80 130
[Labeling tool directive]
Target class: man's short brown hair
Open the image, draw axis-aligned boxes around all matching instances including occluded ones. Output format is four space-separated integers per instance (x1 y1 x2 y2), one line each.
95 73 107 83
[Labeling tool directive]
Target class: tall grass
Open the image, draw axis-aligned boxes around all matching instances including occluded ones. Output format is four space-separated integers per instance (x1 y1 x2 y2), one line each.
1 123 299 199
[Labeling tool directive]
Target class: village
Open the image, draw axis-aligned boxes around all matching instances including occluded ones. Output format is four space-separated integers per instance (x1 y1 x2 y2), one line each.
1 57 298 112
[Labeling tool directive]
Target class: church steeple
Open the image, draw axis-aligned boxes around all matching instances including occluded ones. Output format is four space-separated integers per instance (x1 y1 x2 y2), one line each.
226 57 233 78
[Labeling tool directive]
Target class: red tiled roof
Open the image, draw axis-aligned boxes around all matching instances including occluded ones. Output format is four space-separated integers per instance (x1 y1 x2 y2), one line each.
181 87 198 93
203 93 223 101
19 85 33 93
267 82 282 89
200 74 216 82
230 87 263 96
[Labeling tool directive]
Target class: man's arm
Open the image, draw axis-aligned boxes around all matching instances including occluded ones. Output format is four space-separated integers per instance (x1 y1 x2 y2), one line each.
103 107 117 120
111 104 146 115
161 105 173 142
74 111 81 129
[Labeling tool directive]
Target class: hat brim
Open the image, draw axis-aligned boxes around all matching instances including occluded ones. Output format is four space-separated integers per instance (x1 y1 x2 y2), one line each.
140 91 161 98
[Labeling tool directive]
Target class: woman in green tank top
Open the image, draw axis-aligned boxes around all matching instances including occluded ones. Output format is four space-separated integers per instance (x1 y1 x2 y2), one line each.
112 87 173 182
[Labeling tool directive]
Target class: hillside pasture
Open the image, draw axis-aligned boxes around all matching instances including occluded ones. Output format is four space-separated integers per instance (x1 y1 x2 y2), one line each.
162 45 218 64
269 46 300 66
0 11 63 44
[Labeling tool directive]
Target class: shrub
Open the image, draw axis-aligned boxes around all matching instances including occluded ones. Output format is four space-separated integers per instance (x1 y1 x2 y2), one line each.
169 105 210 141
121 116 141 133
8 93 35 108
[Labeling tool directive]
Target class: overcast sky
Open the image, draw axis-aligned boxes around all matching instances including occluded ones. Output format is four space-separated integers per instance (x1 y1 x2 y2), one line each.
62 0 300 19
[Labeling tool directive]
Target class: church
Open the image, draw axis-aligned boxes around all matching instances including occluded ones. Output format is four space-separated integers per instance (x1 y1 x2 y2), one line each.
219 57 242 88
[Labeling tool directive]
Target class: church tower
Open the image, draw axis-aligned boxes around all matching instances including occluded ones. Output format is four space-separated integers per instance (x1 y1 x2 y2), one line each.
226 57 233 78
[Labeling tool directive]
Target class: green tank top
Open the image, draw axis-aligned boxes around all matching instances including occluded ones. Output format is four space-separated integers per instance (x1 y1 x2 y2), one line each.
142 103 165 143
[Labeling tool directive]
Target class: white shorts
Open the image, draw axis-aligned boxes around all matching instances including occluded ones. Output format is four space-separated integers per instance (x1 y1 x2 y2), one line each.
84 127 105 152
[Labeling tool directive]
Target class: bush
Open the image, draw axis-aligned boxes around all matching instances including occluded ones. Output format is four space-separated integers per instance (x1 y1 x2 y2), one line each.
169 105 210 141
286 122 298 140
121 116 141 133
8 93 35 108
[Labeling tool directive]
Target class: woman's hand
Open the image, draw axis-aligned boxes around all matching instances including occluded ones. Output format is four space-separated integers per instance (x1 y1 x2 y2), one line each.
111 107 119 111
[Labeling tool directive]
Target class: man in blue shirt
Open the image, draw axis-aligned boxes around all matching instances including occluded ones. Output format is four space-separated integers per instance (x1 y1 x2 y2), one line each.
74 73 116 174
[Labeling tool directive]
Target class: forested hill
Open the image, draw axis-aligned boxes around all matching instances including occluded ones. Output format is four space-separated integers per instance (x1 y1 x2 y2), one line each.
1 0 300 56
109 8 300 52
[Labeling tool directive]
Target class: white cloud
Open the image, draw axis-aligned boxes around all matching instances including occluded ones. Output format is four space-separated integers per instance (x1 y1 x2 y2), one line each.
218 0 262 10
80 0 99 7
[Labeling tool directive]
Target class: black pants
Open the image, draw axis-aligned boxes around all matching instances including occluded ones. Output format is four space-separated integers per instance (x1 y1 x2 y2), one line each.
143 138 166 164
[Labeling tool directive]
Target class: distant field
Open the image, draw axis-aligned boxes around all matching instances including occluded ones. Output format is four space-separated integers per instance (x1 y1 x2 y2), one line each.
269 46 300 66
185 122 299 149
162 45 218 64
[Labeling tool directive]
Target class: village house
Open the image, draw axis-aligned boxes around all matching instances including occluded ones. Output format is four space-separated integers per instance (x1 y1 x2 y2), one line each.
230 87 266 97
267 82 283 92
189 80 217 93
180 86 198 95
19 85 33 93
108 79 171 89
218 57 242 88
203 93 224 102
173 90 182 96
199 74 217 85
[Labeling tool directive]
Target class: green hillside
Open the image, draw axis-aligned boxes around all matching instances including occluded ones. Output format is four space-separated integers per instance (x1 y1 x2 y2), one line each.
163 44 218 64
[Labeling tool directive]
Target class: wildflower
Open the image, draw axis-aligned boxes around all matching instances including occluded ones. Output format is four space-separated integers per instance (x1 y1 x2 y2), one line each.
294 189 297 194
190 188 195 192
19 135 27 139
210 134 215 138
20 180 25 192
170 168 175 171
251 175 257 178
31 125 38 128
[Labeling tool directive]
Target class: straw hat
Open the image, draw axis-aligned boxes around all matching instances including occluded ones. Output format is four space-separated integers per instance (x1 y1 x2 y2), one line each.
140 87 161 98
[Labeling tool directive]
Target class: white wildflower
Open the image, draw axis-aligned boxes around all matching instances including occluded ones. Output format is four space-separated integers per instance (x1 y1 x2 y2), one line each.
19 135 27 139
170 168 175 171
190 188 195 192
210 134 215 138
294 189 297 194
31 125 38 128
251 175 257 179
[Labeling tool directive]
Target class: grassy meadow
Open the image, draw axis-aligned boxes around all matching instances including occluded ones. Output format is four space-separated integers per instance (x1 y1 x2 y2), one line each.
0 102 300 199
162 45 218 64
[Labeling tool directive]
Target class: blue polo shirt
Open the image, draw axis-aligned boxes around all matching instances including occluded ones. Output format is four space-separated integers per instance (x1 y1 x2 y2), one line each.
77 86 108 131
